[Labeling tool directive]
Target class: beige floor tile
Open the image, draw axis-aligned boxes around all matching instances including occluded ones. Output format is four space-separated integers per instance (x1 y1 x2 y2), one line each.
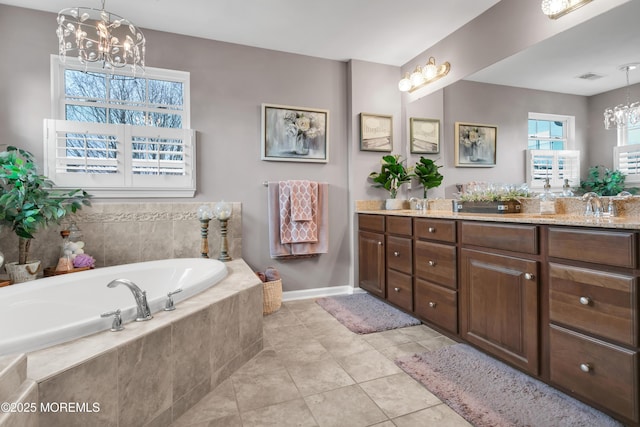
233 349 285 378
263 306 302 330
359 373 441 418
370 422 395 427
263 324 316 349
292 304 340 324
362 329 415 350
397 324 443 341
275 339 332 366
318 333 376 358
171 379 238 427
240 398 319 426
231 368 301 412
286 357 355 396
304 384 388 427
336 349 403 383
418 335 458 351
378 342 427 361
392 404 472 427
303 318 353 339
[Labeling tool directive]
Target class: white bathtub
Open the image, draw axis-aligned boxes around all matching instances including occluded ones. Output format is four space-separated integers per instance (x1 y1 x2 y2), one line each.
0 258 227 356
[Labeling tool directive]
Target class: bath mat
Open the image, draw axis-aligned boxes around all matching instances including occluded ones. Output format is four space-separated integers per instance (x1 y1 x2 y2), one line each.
395 343 623 427
315 293 421 334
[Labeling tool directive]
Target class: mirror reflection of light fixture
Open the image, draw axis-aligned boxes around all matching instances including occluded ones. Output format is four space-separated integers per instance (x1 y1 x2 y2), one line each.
56 0 145 74
398 57 450 93
214 201 232 262
604 64 640 130
541 0 592 19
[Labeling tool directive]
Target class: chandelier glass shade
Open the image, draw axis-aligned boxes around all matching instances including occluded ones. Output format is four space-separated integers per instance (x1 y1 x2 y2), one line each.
398 57 450 93
56 0 145 73
604 65 640 130
541 0 592 19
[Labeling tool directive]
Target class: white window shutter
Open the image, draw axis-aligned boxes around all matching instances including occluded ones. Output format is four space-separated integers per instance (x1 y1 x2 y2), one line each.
526 149 580 189
614 145 640 183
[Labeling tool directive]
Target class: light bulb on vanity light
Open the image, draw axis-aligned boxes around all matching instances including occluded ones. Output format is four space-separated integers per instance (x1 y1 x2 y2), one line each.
410 66 425 87
422 57 438 80
398 73 412 92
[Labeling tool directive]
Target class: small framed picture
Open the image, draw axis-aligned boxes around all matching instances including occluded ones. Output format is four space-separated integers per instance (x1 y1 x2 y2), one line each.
261 103 329 163
454 122 497 167
360 113 392 152
410 117 440 154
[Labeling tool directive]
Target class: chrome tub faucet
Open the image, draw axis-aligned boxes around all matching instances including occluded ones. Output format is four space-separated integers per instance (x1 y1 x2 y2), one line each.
107 279 153 321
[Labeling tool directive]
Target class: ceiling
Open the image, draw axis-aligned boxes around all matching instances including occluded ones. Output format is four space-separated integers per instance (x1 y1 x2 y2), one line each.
0 0 500 66
2 0 637 97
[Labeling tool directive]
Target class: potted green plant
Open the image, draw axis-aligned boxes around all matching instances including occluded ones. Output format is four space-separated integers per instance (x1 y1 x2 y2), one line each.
578 165 637 196
413 156 443 204
0 146 91 283
368 154 412 210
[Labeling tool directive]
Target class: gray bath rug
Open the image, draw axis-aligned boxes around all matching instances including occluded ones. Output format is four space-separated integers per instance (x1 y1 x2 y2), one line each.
396 343 623 427
315 293 421 334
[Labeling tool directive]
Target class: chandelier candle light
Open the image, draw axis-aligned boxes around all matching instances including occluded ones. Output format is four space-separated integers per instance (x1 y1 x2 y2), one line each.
604 64 640 130
541 0 592 19
56 0 145 73
399 57 450 93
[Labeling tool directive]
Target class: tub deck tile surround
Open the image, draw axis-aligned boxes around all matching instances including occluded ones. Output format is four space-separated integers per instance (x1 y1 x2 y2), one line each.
19 258 262 427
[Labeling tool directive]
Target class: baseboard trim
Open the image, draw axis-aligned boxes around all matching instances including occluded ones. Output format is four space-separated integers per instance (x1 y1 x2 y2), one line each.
282 285 365 302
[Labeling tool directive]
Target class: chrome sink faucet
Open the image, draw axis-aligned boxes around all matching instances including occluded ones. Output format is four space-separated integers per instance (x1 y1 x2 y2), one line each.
582 192 603 217
107 279 153 321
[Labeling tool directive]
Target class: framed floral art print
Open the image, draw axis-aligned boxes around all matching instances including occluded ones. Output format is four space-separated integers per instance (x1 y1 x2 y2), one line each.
454 122 497 167
261 103 329 163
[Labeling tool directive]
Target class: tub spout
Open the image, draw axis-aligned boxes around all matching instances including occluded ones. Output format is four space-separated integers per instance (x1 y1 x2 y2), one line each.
107 279 153 321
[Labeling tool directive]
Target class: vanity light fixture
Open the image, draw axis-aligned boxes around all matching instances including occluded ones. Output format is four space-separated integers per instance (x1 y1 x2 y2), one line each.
541 0 593 20
56 0 145 74
604 64 640 130
398 57 450 93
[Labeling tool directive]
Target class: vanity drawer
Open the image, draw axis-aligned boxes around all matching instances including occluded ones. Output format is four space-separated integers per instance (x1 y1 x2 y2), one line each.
550 325 639 422
549 263 638 346
386 216 412 236
461 222 538 255
414 218 456 243
415 278 457 333
387 269 412 312
414 241 457 289
548 227 637 268
358 214 384 233
386 235 412 274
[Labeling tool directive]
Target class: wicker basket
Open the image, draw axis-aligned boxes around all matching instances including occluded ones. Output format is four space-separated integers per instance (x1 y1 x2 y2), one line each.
263 279 282 315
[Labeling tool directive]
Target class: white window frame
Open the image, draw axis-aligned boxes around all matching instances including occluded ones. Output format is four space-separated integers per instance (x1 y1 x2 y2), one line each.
614 122 640 184
47 55 195 198
528 112 575 150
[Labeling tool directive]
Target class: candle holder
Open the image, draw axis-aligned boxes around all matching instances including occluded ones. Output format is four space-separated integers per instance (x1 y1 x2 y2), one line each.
214 201 232 261
197 205 213 258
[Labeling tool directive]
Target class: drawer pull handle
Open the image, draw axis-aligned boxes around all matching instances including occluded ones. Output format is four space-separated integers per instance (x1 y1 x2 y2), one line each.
394 251 400 257
580 363 592 373
428 227 436 233
429 301 437 308
579 296 591 306
394 287 400 292
428 260 436 267
524 273 535 280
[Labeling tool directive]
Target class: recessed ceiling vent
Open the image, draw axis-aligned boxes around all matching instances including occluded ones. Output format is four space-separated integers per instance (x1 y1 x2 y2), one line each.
577 72 604 80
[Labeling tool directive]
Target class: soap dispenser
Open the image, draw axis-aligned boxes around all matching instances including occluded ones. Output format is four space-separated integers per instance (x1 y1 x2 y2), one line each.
539 178 556 215
561 178 574 197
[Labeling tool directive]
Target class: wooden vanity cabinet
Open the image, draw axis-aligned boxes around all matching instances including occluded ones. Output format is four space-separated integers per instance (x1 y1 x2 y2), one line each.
459 222 540 375
547 226 640 423
358 214 385 298
386 216 413 312
413 218 458 333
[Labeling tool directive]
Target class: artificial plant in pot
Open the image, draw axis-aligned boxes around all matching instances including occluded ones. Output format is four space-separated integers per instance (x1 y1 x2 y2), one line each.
368 154 412 210
413 157 443 209
578 165 637 196
0 146 91 283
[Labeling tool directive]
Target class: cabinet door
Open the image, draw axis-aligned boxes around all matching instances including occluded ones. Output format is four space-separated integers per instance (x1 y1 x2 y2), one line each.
460 249 539 374
358 230 385 297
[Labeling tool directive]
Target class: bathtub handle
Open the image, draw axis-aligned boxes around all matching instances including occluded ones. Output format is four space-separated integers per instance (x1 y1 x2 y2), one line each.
100 309 124 332
164 288 183 311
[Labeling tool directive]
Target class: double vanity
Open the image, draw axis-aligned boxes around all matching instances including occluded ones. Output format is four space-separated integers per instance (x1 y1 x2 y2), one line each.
357 203 639 426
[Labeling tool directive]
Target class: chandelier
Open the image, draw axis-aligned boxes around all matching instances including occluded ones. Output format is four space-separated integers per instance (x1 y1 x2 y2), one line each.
604 64 640 130
56 0 145 73
398 57 450 93
541 0 593 19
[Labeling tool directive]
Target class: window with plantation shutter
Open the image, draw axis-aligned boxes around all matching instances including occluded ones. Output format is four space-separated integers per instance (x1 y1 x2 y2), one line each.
47 55 195 198
614 145 640 183
526 150 580 190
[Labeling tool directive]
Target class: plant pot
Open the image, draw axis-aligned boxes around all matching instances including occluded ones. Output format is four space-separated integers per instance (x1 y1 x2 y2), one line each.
5 260 42 283
385 198 405 210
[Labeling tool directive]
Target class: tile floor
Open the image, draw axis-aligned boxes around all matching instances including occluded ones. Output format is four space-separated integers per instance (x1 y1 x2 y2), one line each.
171 298 471 427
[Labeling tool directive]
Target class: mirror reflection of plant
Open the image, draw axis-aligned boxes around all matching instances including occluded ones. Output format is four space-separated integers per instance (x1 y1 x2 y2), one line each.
413 157 443 198
458 184 531 202
368 154 412 199
578 165 637 196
